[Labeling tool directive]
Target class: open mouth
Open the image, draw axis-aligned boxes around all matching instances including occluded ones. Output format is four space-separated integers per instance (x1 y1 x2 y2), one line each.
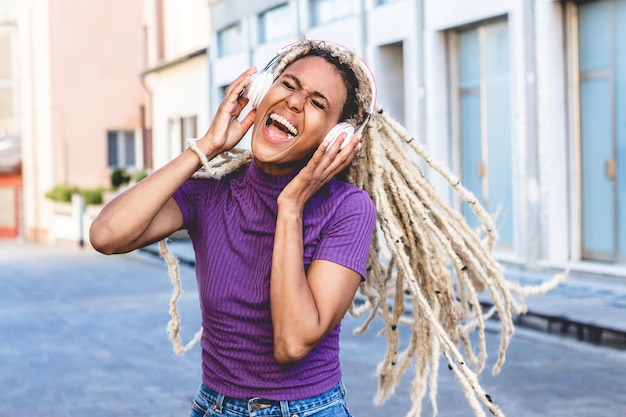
266 113 299 140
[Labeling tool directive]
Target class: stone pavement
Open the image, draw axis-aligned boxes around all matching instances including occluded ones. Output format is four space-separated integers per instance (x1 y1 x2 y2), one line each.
2 239 626 417
146 238 626 350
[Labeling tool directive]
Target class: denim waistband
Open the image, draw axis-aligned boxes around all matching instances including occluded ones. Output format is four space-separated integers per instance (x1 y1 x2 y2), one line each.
195 382 346 416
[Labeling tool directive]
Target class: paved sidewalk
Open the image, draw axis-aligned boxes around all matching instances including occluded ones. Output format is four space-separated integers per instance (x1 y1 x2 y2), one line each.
146 238 626 350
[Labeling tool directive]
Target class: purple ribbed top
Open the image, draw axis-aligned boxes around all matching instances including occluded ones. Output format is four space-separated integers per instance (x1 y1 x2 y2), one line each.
173 158 376 400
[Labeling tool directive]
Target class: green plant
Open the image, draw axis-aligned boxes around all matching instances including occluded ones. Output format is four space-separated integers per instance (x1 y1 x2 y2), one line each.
110 168 131 189
80 187 104 205
45 185 78 203
45 185 104 206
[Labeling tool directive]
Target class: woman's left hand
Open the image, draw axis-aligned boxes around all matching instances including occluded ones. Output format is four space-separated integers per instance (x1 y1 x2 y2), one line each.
271 131 364 363
278 132 362 209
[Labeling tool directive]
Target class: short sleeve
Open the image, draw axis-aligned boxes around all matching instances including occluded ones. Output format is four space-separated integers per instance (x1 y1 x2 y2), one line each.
313 189 376 280
173 177 218 230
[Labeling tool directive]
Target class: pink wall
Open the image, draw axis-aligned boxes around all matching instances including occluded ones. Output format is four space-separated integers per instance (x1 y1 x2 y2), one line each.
48 0 144 188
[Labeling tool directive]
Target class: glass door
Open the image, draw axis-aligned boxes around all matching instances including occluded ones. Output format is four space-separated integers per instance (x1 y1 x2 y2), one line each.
578 0 626 262
458 20 514 247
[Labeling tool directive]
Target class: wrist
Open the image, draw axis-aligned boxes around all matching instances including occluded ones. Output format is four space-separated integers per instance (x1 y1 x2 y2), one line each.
185 138 219 167
276 198 305 219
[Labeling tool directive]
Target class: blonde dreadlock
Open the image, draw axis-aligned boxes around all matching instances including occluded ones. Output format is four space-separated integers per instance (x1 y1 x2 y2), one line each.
160 39 565 417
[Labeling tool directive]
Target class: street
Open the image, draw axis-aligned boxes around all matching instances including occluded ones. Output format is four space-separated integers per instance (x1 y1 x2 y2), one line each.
1 241 625 417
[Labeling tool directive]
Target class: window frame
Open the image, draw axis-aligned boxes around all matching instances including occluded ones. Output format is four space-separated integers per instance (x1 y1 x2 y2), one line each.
309 0 354 26
259 3 291 44
217 22 244 58
107 130 136 169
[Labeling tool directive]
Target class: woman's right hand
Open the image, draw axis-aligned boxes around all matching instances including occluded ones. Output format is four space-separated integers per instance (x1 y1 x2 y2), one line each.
90 68 261 255
196 67 259 157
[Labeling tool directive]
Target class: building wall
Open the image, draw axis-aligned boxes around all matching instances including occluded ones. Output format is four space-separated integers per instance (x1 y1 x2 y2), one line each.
10 0 612 274
535 0 570 264
17 0 144 243
0 3 22 238
204 0 626 277
0 21 18 138
17 0 54 242
141 0 210 169
148 56 209 168
47 0 144 189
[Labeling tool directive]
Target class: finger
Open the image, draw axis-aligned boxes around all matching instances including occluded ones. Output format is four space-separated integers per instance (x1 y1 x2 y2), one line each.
330 132 362 158
347 133 363 153
238 108 257 133
225 67 257 98
237 92 250 108
332 134 362 168
319 132 347 156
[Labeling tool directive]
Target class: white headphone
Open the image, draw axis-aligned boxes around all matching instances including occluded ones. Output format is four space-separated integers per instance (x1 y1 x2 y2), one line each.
245 41 377 149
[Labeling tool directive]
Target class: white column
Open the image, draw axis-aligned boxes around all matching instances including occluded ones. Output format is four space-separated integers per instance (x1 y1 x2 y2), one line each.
535 0 571 263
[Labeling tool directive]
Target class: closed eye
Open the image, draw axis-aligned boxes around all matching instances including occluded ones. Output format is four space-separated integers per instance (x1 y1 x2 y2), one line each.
281 74 330 111
311 98 326 110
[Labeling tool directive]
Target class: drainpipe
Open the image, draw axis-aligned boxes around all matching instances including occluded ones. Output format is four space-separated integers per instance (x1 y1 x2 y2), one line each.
139 73 154 171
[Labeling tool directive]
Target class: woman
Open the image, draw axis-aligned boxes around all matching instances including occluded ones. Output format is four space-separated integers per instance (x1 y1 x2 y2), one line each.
91 40 377 417
91 40 562 417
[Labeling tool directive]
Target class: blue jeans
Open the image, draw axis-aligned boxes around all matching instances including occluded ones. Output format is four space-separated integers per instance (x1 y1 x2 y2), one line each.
188 382 354 417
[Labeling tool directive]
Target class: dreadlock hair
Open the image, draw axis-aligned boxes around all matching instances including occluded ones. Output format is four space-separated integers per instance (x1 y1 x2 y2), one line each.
160 39 565 417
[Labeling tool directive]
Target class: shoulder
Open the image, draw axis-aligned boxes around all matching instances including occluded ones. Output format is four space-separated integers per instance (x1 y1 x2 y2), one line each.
174 164 249 215
315 180 376 229
328 181 375 213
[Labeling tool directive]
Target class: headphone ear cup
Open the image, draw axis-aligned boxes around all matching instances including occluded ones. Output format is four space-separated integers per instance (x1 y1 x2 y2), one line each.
245 71 274 108
324 122 355 151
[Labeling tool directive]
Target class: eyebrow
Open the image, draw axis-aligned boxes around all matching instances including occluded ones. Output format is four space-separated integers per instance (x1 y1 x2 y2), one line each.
283 74 330 106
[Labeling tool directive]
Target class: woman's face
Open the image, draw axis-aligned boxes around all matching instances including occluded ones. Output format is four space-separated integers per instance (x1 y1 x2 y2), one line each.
251 55 348 175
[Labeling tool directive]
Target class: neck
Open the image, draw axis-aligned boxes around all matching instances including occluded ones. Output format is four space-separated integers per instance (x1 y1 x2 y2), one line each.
254 154 311 176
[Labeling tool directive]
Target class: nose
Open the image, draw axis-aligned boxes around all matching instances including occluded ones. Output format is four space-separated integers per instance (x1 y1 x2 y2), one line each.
285 89 306 111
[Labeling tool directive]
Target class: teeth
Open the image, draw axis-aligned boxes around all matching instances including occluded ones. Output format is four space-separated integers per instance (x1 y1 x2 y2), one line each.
269 114 298 138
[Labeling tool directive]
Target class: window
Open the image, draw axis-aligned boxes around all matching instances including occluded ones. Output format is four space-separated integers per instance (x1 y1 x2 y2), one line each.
217 23 244 57
180 115 197 150
107 130 136 168
259 3 291 43
577 0 626 261
310 0 354 26
456 20 513 248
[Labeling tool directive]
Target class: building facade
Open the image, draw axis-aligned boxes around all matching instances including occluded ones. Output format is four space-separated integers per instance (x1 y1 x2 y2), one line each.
0 0 21 238
14 0 145 243
141 0 212 170
6 0 624 280
201 0 626 279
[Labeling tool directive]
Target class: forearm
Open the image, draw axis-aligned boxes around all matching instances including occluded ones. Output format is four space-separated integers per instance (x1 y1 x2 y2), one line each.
270 203 323 363
91 68 256 254
90 145 215 254
269 136 364 363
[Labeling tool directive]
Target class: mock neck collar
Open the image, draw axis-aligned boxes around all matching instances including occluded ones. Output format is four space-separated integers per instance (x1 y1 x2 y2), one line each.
245 158 300 194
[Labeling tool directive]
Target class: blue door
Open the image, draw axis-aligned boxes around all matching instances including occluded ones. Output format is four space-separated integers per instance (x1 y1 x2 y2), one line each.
458 21 513 248
579 0 626 262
